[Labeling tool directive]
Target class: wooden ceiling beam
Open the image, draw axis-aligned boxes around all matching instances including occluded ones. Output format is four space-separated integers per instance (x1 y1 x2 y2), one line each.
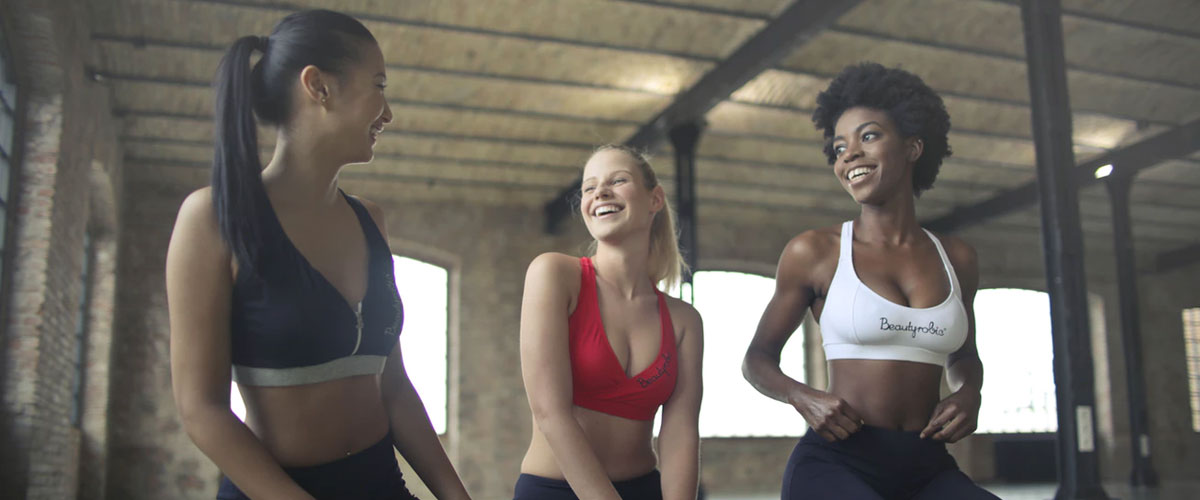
542 0 863 233
1154 242 1200 273
923 118 1200 233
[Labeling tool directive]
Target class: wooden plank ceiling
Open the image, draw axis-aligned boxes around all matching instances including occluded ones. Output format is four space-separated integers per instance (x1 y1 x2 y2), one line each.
86 0 1200 263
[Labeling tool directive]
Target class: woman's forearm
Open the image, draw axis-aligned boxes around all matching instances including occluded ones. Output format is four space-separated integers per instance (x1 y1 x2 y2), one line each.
386 385 470 500
182 406 314 500
743 347 815 405
656 425 699 500
535 413 623 500
946 355 983 395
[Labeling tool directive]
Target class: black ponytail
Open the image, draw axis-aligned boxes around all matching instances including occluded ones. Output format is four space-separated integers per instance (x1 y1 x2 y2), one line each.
210 10 376 272
212 35 267 271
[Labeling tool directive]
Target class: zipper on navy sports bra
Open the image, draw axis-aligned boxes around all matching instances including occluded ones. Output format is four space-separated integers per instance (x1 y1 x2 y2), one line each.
351 302 364 355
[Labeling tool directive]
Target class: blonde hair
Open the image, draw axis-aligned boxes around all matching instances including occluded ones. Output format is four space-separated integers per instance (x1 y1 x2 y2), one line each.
584 144 688 291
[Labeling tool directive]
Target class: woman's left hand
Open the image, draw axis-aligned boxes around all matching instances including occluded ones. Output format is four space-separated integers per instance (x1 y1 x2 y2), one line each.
920 389 981 442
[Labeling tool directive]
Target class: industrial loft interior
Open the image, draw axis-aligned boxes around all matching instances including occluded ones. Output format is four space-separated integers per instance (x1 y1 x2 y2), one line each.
0 1 1198 499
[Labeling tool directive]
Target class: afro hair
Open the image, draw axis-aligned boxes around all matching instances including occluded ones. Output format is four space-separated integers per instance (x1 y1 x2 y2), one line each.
812 63 952 197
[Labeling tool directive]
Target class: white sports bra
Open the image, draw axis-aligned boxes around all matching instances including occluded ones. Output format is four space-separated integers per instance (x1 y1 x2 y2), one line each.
818 221 968 366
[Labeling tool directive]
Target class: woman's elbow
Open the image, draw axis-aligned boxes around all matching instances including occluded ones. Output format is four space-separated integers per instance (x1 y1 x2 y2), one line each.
742 350 764 384
176 397 229 438
530 402 574 435
659 421 700 446
744 339 783 374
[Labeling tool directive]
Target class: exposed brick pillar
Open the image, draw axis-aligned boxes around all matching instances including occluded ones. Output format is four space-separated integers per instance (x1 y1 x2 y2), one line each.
0 1 115 499
0 88 76 500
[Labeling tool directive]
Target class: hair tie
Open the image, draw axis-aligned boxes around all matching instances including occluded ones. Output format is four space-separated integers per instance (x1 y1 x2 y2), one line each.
255 35 269 52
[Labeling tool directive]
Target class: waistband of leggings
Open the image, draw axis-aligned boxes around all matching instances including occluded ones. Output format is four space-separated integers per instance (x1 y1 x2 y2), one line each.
283 431 397 477
801 425 946 453
517 469 661 488
614 469 660 489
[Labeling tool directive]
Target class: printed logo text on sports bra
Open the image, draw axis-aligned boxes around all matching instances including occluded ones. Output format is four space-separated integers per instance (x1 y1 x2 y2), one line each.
635 352 673 388
879 317 946 338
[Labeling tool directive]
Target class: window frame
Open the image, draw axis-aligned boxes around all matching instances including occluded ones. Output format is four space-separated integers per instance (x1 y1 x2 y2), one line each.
1183 307 1200 433
70 232 95 427
0 13 24 340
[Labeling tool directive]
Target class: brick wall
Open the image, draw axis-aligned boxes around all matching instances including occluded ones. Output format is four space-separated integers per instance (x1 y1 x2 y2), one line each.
1135 264 1200 480
0 1 123 499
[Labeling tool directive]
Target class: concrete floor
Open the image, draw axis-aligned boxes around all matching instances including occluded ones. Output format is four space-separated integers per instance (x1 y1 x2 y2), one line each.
983 481 1200 500
708 481 1200 500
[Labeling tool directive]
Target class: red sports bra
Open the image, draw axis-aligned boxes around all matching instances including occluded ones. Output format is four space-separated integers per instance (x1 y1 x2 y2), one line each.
569 257 678 421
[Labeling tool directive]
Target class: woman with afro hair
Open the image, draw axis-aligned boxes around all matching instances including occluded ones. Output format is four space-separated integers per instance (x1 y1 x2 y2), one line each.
743 63 999 499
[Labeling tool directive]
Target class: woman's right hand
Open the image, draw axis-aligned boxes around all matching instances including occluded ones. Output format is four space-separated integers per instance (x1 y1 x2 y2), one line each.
789 387 863 441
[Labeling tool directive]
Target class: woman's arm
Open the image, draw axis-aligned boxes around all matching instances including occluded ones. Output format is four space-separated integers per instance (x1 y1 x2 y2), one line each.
355 196 471 499
921 236 983 442
521 253 622 500
381 345 471 499
657 301 703 500
743 231 863 442
167 188 314 500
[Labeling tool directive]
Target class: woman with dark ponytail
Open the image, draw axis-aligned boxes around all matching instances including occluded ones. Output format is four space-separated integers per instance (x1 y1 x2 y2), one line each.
166 10 471 500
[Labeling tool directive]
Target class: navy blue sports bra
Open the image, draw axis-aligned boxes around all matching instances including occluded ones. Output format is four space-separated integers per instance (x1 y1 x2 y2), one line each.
229 192 404 386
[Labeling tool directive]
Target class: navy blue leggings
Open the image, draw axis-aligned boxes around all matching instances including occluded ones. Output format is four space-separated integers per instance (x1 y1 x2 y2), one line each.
216 433 418 500
782 426 999 500
513 470 662 500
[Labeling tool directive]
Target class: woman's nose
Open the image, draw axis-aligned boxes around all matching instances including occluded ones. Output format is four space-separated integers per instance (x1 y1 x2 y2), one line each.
380 101 393 124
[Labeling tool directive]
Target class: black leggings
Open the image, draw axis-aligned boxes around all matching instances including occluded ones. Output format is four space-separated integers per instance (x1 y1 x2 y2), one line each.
216 433 418 500
513 470 662 500
782 426 999 500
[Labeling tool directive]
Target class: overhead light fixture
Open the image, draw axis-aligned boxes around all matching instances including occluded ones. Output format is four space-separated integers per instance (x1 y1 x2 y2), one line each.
1094 164 1114 179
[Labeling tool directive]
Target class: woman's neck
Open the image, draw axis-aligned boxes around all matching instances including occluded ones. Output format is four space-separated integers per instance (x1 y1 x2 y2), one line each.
261 130 342 208
856 191 922 246
592 235 656 300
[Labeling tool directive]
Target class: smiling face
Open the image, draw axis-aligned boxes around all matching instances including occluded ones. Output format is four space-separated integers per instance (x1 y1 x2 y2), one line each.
321 41 393 165
579 149 664 244
830 106 923 205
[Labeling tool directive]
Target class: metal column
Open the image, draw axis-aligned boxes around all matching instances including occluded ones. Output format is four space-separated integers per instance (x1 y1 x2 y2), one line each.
1019 0 1110 498
1105 173 1158 487
669 121 703 299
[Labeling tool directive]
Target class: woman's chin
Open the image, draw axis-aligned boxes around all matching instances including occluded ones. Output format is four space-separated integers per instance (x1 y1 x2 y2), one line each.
345 150 375 166
589 223 653 246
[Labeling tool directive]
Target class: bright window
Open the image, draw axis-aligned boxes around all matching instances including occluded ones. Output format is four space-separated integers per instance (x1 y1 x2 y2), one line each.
692 271 807 437
231 255 450 436
1184 307 1200 432
974 288 1057 433
392 255 449 435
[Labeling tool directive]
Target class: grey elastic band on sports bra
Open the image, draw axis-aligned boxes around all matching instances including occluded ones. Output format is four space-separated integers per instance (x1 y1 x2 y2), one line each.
232 355 388 387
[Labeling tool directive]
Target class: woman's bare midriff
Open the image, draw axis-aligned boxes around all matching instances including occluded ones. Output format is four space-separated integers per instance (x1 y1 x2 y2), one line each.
238 374 390 467
827 359 944 432
521 406 658 481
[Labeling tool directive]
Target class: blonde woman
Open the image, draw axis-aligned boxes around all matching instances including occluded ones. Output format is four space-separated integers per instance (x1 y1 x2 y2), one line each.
515 146 704 499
